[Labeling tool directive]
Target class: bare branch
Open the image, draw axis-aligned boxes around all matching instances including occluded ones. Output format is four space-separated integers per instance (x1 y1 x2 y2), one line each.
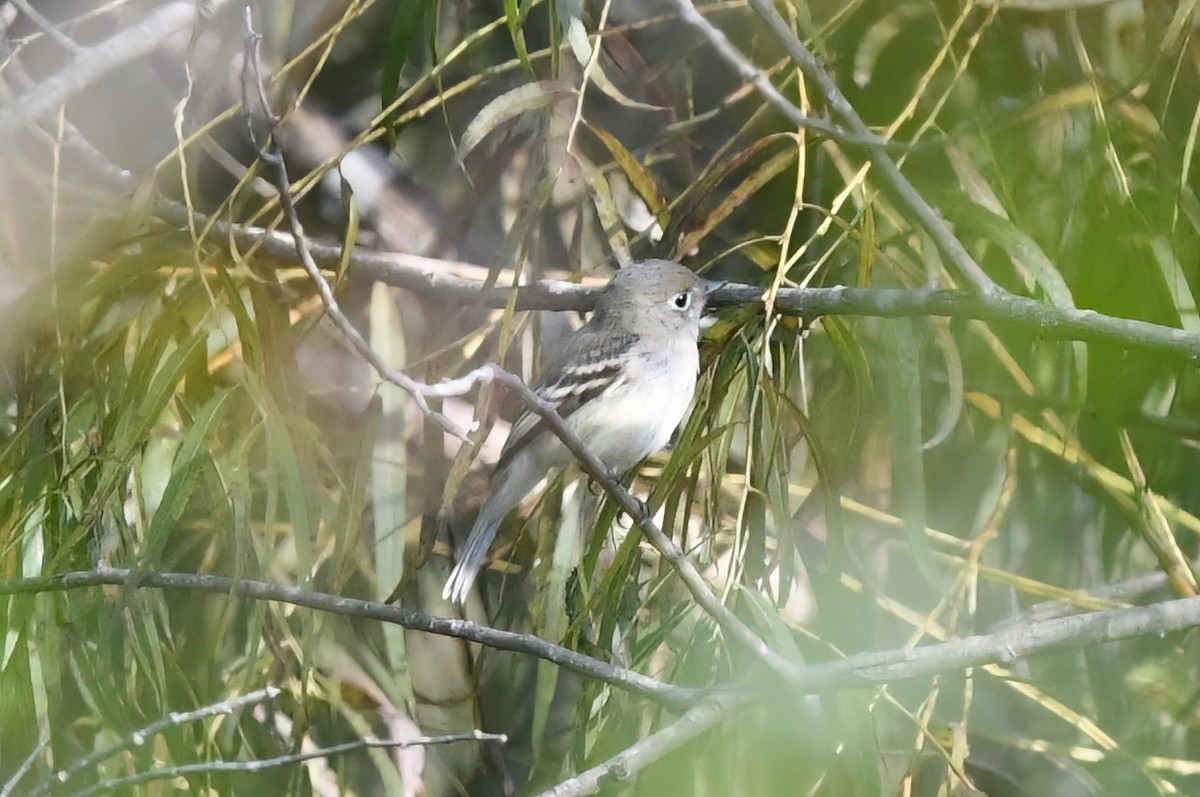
791 593 1200 692
66 731 507 797
0 570 698 711
3 571 1198 702
536 692 744 797
1 737 48 797
0 0 242 135
669 0 999 295
31 687 282 797
151 197 1200 362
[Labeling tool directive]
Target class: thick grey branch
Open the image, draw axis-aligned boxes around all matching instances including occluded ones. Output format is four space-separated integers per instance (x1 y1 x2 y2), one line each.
3 573 1198 702
152 198 1200 361
793 593 1200 692
0 570 698 711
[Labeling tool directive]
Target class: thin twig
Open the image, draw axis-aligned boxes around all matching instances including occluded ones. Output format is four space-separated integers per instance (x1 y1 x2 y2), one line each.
1 737 49 797
31 687 282 797
536 692 746 797
67 731 506 797
0 0 242 135
10 0 82 54
0 570 697 711
670 0 998 295
240 13 490 441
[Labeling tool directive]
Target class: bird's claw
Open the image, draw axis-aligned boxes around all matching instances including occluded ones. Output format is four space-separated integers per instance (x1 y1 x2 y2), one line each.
631 495 651 523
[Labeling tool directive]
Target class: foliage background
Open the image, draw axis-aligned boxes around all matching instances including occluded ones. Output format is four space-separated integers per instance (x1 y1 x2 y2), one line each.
2 0 1200 795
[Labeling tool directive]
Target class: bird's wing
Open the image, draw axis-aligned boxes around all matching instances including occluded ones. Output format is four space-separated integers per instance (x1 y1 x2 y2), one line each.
495 329 639 472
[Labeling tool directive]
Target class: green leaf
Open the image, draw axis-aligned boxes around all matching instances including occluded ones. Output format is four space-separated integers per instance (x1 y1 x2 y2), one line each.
381 0 435 139
457 81 577 162
949 201 1087 406
586 122 668 225
883 319 942 589
504 0 534 76
578 154 631 266
138 389 234 568
556 0 661 110
369 282 410 680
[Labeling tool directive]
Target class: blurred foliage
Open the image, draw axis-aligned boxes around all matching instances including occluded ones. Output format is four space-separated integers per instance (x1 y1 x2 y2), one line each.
3 0 1200 795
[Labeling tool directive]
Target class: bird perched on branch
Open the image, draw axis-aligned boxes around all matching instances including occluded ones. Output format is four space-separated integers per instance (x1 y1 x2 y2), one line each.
442 259 723 604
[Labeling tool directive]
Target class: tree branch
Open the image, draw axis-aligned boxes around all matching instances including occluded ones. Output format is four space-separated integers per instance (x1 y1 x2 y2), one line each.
0 0 242 135
791 593 1200 692
67 731 507 797
669 0 998 295
4 571 1198 711
31 687 282 797
151 196 1200 361
536 692 745 797
0 570 698 711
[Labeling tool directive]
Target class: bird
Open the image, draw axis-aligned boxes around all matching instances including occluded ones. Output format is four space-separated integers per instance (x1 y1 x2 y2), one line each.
442 259 723 605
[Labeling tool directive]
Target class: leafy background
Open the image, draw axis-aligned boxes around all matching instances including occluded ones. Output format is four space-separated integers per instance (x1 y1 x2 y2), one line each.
2 0 1200 795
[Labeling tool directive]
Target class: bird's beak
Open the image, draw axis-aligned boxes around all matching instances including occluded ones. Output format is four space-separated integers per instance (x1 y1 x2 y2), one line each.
699 278 726 331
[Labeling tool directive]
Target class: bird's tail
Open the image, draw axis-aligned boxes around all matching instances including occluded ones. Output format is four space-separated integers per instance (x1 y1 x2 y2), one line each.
442 509 504 605
442 460 536 604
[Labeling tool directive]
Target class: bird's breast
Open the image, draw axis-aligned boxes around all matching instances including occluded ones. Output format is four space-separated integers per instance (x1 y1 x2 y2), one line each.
564 341 699 473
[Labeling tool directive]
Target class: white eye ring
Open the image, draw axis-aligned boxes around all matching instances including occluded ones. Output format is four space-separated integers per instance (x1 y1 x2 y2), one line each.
671 292 691 310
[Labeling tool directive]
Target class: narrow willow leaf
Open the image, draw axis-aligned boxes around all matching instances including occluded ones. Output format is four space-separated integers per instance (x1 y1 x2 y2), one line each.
769 382 847 580
1161 0 1200 55
263 411 315 582
214 261 263 373
126 594 169 708
578 153 631 266
457 81 576 162
139 390 234 567
663 135 787 254
381 0 434 138
1119 430 1198 597
130 332 208 447
530 489 579 756
852 5 931 88
675 144 798 257
93 330 207 522
921 322 964 451
370 283 410 678
586 122 668 223
949 202 1087 405
884 319 942 588
1148 235 1200 334
504 0 534 76
858 202 876 287
337 169 362 285
558 3 660 110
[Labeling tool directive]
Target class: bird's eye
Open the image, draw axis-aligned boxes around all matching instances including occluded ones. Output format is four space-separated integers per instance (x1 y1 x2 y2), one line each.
671 292 691 310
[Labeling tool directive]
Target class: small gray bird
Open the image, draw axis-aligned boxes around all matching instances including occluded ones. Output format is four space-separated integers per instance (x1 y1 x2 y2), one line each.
442 260 722 604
